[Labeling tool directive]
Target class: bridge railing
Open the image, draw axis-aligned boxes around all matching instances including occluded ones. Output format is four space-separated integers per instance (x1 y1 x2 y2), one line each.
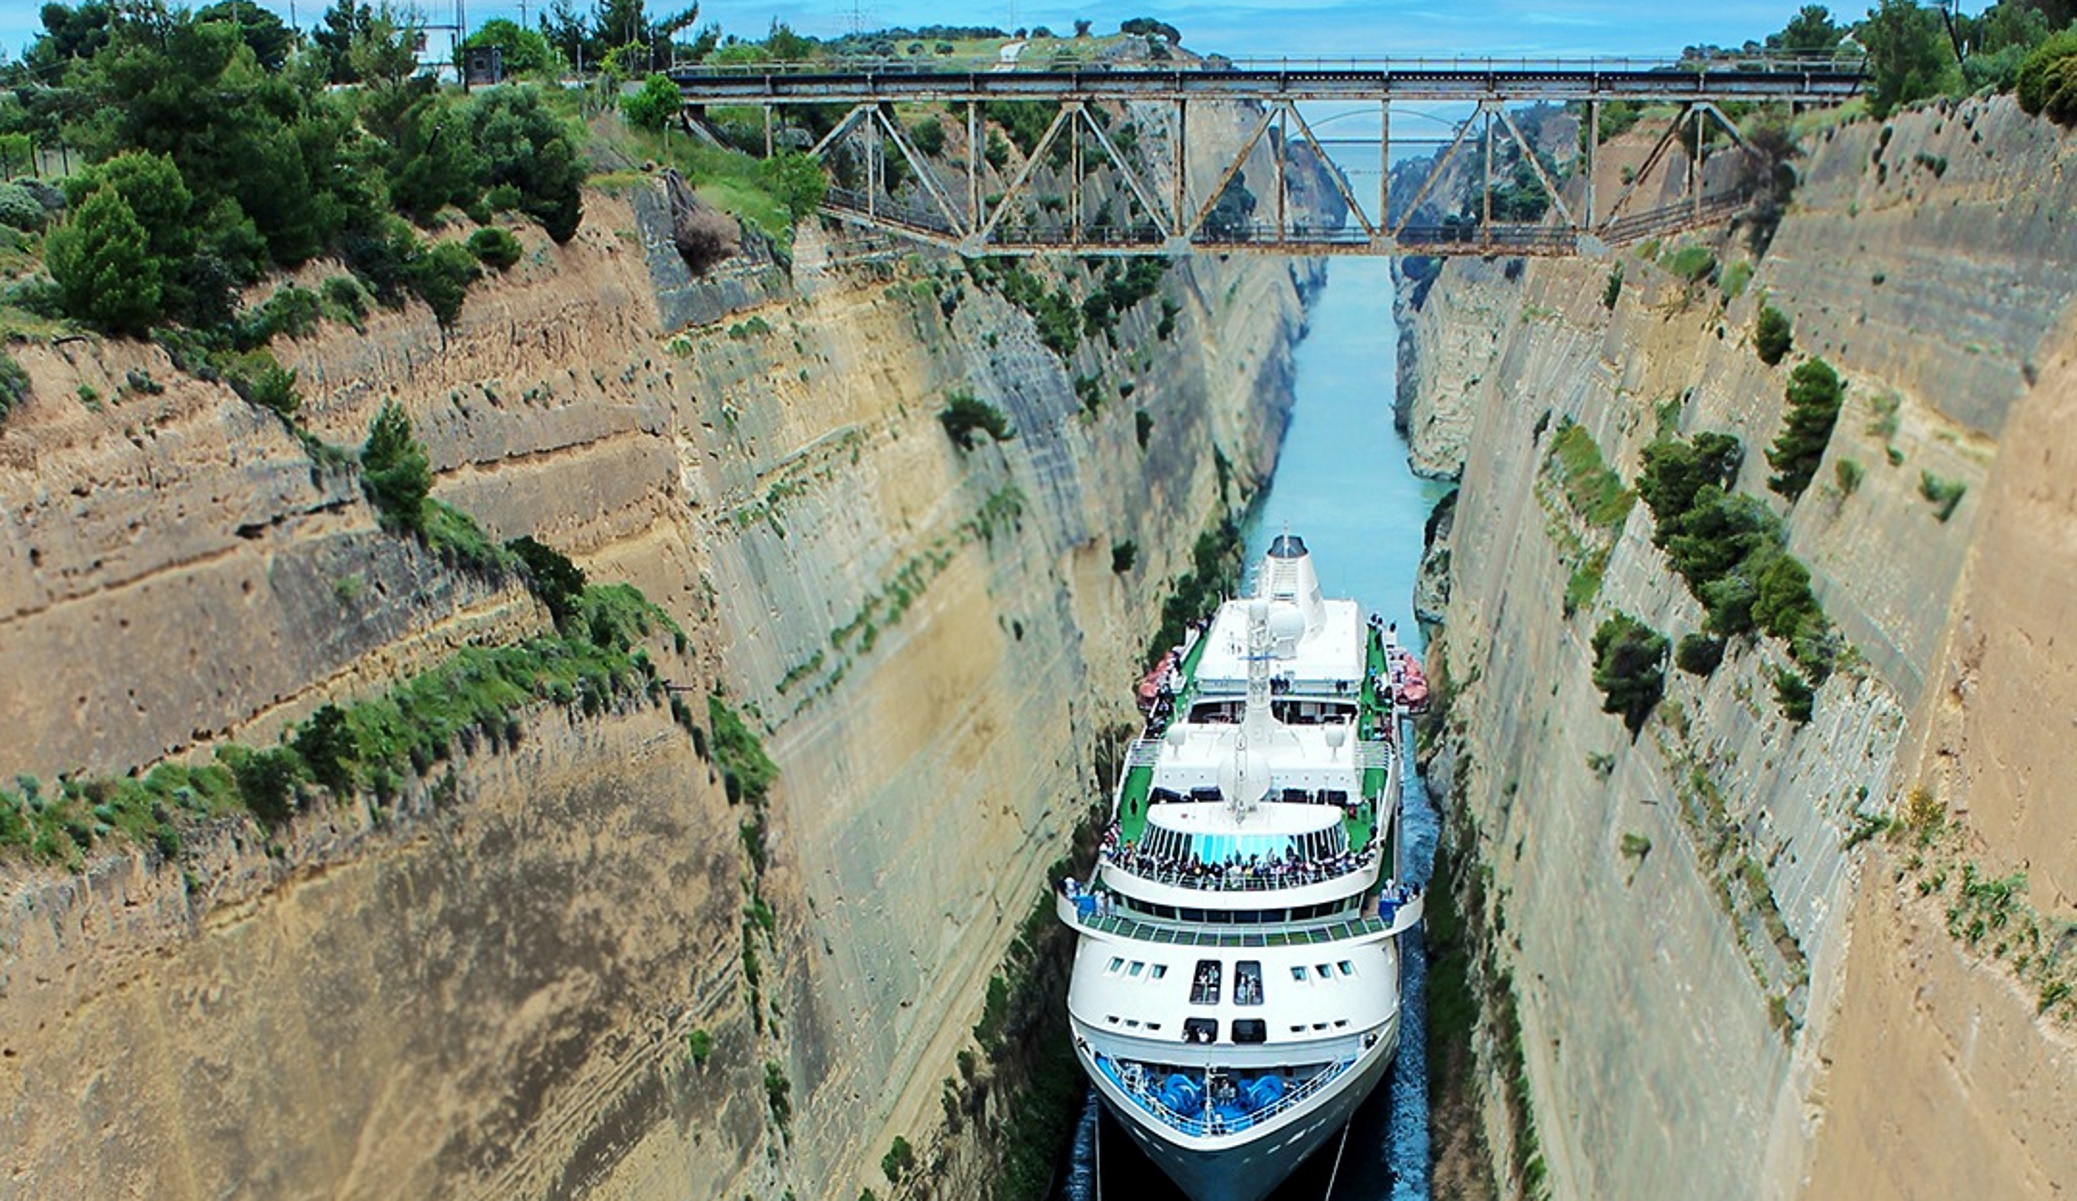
673 53 1866 79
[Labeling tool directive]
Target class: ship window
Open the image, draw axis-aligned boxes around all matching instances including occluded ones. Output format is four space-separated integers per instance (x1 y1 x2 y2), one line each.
1108 957 1125 974
1338 961 1356 976
1125 1019 1140 1028
1290 966 1308 981
1129 961 1144 977
1312 1022 1329 1031
1189 960 1222 1006
1316 964 1333 978
1234 961 1264 1006
1150 964 1168 980
1183 1017 1218 1043
1232 1019 1267 1044
1106 1015 1120 1025
1334 1019 1349 1028
1147 1023 1162 1031
1289 1026 1306 1034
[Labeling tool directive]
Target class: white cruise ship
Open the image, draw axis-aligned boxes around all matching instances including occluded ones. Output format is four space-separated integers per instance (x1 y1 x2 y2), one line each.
1058 534 1421 1201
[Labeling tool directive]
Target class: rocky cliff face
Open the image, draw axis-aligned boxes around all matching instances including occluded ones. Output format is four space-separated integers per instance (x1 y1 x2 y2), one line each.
0 173 1317 1198
1401 95 2077 1200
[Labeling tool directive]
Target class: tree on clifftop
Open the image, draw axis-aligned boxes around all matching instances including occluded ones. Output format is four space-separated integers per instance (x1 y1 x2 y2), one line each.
45 185 163 335
621 73 682 131
1860 0 1960 117
1768 5 1844 56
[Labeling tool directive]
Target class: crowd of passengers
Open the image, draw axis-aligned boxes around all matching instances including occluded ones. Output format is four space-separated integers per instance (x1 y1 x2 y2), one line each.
1097 823 1377 888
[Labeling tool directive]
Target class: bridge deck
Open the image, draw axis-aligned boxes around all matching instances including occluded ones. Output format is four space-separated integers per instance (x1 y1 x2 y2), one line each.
671 63 1864 105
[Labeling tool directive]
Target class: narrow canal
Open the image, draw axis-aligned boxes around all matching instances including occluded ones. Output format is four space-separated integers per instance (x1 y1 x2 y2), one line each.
1058 257 1454 1201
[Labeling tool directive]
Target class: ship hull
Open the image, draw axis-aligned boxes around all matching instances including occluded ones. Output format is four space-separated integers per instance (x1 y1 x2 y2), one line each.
1080 1014 1399 1201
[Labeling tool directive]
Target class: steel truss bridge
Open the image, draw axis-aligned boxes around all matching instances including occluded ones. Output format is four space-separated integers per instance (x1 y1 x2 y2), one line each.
671 60 1864 258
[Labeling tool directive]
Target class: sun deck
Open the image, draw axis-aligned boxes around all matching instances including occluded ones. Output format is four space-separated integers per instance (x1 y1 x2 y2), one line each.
1119 622 1397 856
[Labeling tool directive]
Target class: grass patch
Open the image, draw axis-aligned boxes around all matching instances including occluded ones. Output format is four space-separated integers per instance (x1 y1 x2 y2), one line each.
708 692 779 806
1548 421 1636 531
1 583 676 866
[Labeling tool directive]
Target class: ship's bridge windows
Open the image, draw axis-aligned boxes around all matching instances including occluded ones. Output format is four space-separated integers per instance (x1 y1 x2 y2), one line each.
1234 961 1264 1006
1107 957 1125 974
1128 961 1145 977
1290 966 1309 982
1232 1019 1267 1044
1338 961 1357 977
1183 1017 1218 1043
1189 960 1222 1006
1150 964 1169 980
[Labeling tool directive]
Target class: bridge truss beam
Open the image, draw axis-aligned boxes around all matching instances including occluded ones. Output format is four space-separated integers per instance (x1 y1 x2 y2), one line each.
673 63 1861 258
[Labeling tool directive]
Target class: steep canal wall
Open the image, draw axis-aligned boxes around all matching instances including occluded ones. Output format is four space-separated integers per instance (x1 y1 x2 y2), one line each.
1400 95 2077 1199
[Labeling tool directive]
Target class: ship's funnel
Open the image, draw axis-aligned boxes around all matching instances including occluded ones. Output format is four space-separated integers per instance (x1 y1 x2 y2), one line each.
1259 533 1328 647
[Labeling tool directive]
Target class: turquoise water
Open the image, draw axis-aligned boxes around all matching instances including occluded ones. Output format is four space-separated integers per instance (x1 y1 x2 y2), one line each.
1243 258 1454 649
1062 259 1452 1201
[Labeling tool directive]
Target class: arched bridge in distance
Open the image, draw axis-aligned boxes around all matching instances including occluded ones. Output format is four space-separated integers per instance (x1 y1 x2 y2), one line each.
668 58 1867 259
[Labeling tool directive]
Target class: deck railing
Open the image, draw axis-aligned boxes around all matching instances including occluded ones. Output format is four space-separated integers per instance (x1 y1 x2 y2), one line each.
1061 903 1392 947
1095 1051 1358 1138
1102 850 1379 892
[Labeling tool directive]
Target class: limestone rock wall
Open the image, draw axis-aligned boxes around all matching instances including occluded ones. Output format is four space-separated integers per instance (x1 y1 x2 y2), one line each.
1401 95 2077 1200
0 177 1313 1199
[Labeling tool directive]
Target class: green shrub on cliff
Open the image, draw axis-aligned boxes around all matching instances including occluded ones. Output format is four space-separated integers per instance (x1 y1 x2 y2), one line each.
763 1060 792 1128
1548 420 1636 530
1773 667 1816 724
1591 612 1668 736
1639 432 1743 541
1754 305 1793 365
509 535 589 625
1918 470 1967 521
408 240 482 332
224 349 300 418
221 744 305 826
361 402 434 533
881 1136 917 1184
939 391 1016 449
709 692 779 806
1675 633 1725 676
1767 358 1845 502
466 227 524 272
1638 430 1839 681
1661 244 1718 286
2016 30 2077 126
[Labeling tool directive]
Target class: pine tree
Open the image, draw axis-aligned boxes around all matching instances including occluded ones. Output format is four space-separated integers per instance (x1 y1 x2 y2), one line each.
45 185 163 335
361 402 433 532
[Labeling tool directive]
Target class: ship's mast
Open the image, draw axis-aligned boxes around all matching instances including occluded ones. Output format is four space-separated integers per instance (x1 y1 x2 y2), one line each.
1229 598 1276 823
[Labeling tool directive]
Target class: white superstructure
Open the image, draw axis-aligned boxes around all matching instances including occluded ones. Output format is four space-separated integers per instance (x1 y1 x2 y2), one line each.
1060 535 1421 1201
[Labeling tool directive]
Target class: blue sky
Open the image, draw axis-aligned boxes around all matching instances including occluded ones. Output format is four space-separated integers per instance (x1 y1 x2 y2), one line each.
1 1 1904 67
